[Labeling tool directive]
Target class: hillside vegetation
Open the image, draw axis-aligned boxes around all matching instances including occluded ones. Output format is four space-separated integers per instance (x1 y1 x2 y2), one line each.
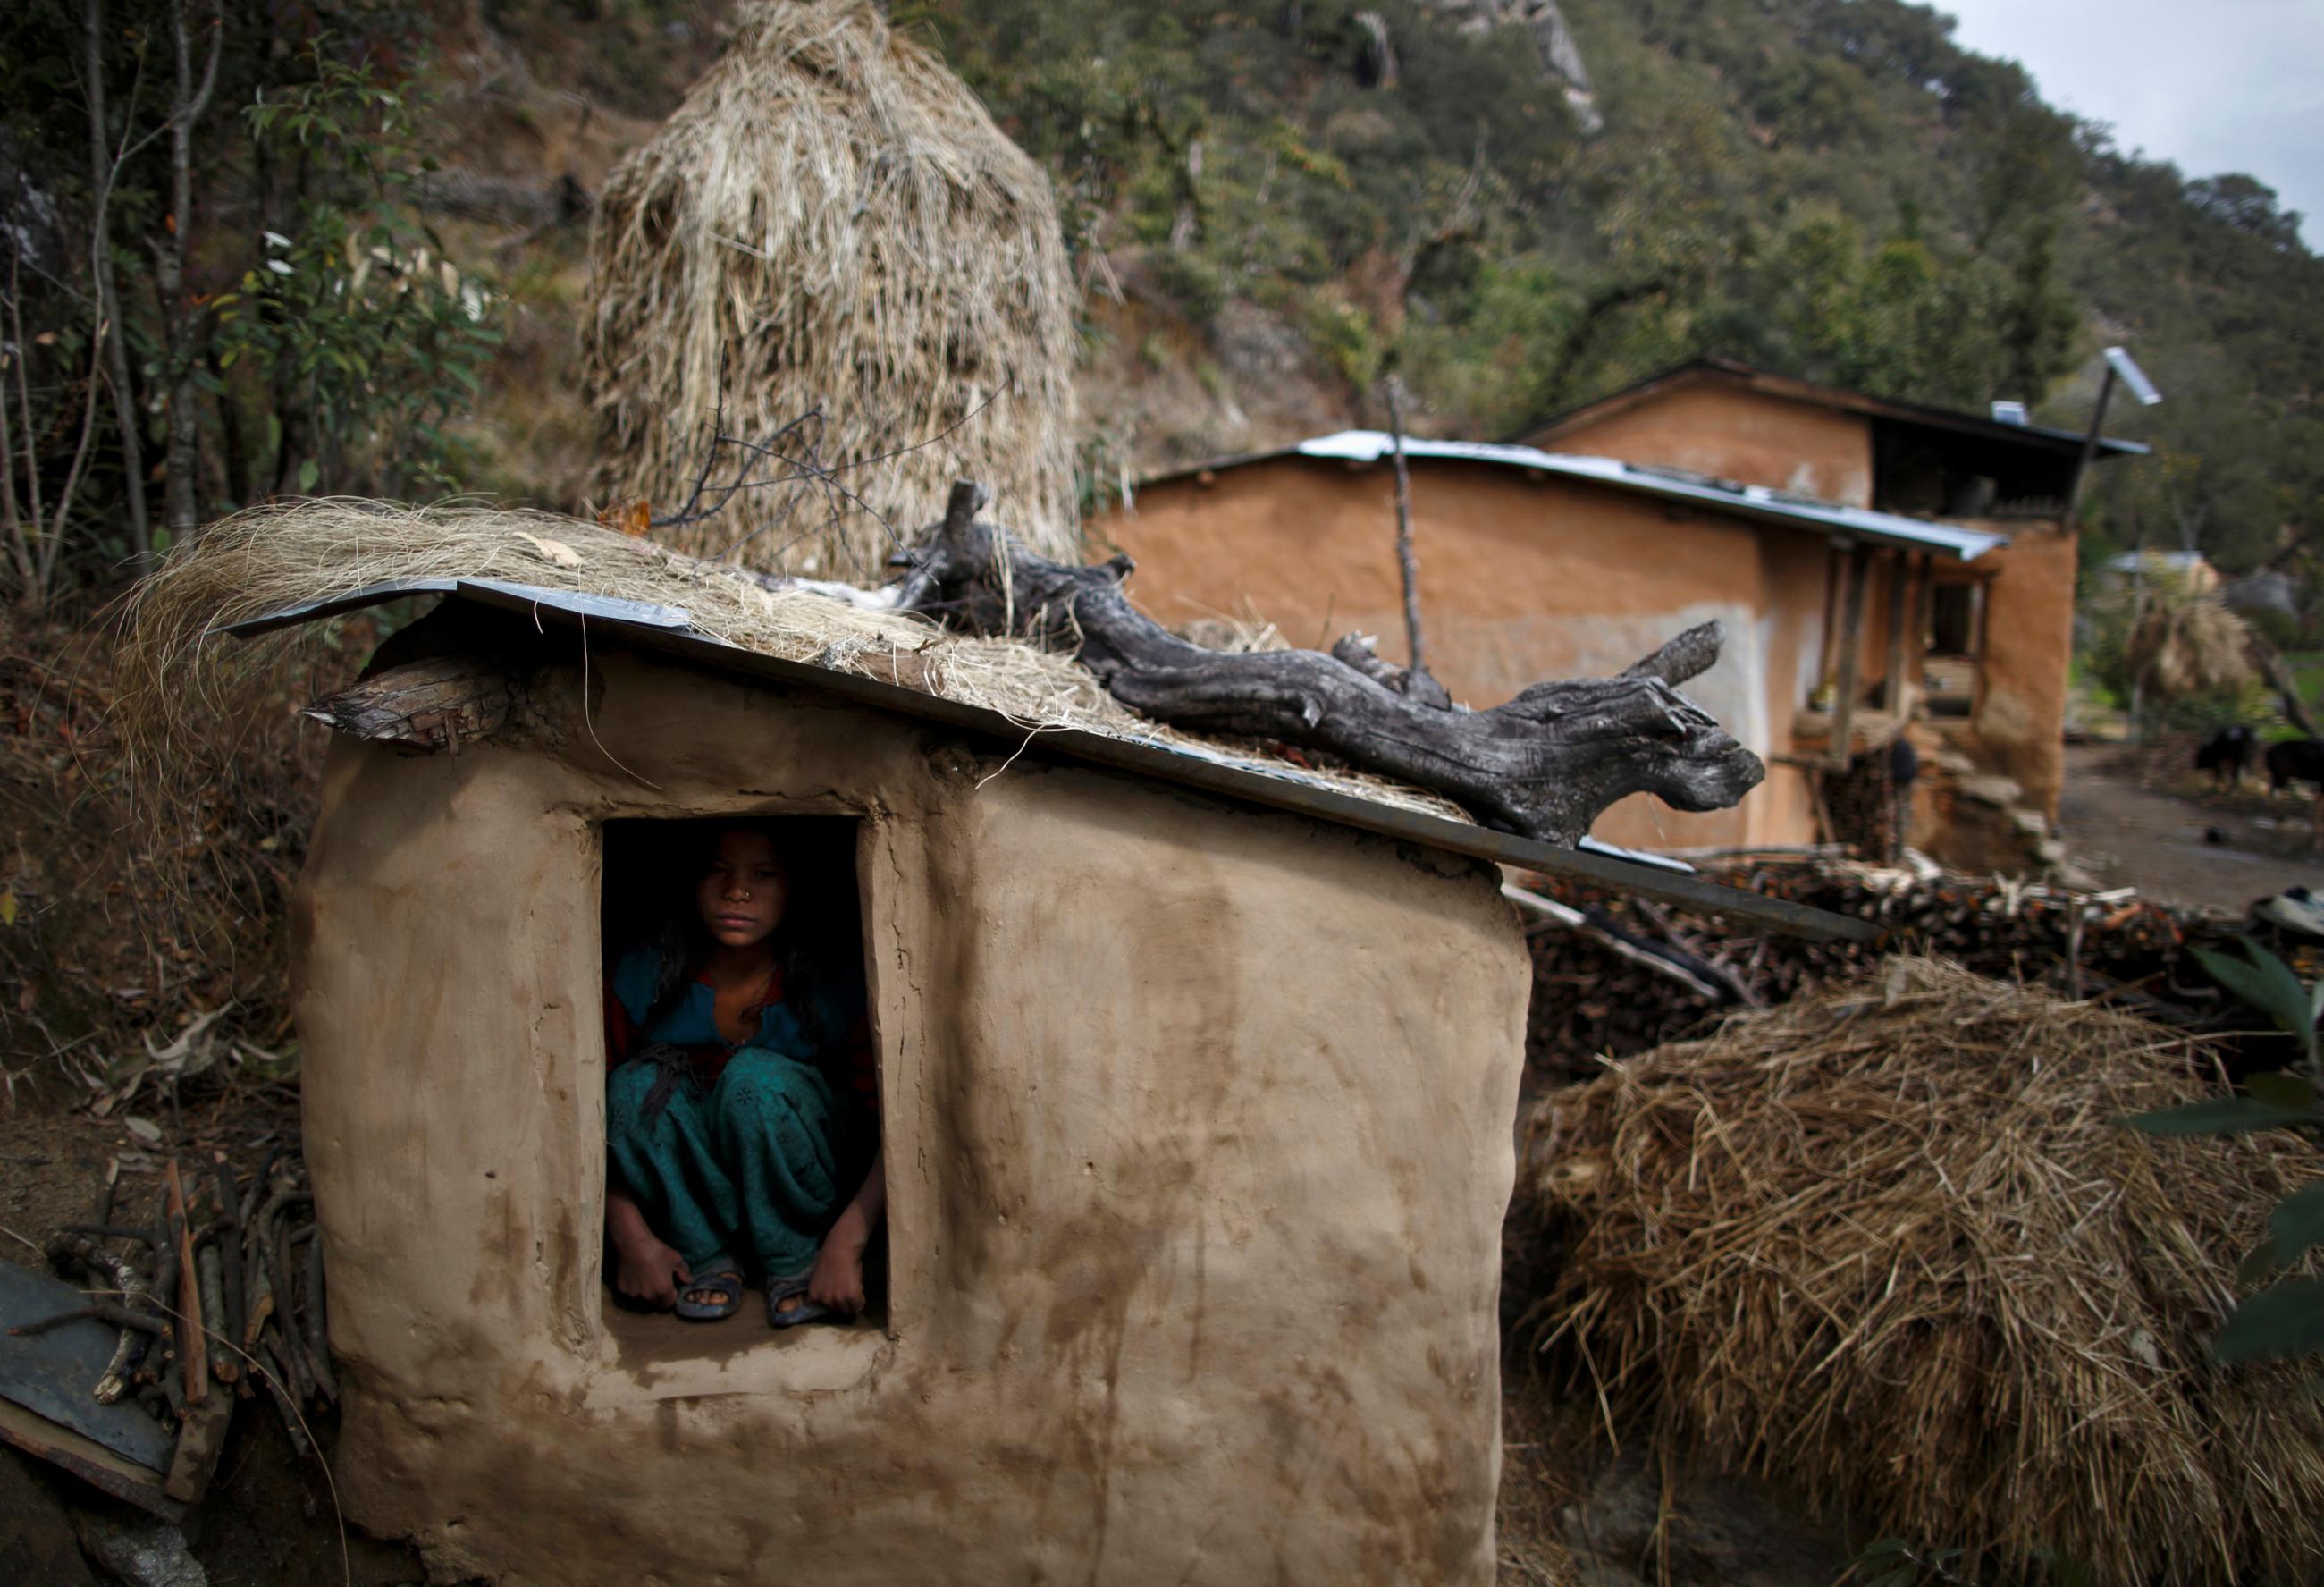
904 0 2322 595
4 0 2318 613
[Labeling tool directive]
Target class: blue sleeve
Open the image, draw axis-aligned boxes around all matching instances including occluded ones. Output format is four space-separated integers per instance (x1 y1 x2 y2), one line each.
611 948 663 1027
801 972 866 1055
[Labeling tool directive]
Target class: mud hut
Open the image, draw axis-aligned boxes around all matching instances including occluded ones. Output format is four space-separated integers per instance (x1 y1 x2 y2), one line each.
581 0 1080 582
115 503 1535 1584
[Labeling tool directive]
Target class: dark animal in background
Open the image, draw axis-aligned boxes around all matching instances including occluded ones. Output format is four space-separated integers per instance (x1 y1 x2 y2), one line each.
2268 738 2324 796
2195 724 2258 790
2266 738 2324 849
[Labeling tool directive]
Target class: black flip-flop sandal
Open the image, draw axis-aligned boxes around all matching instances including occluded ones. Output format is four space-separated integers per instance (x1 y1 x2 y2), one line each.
765 1271 833 1330
674 1270 745 1321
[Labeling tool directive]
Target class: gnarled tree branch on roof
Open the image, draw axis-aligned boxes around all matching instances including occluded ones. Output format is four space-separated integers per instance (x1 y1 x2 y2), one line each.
894 482 1764 846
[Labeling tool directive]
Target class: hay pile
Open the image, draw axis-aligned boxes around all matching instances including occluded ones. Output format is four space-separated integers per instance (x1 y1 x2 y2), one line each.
581 0 1079 582
2128 594 2254 701
1519 957 2324 1584
114 500 1468 824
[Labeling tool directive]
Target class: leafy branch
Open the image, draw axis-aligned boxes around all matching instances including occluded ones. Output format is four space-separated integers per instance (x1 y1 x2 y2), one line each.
2126 937 2324 1364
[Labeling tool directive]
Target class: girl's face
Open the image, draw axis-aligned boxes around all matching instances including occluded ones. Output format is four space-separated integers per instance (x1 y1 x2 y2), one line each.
696 830 787 950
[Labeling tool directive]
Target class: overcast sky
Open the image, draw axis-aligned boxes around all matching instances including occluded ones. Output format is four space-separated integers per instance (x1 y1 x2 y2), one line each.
1935 0 2324 249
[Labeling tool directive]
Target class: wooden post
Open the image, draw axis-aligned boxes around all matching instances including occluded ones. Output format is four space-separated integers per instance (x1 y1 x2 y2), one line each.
1381 376 1428 688
1829 541 1869 770
2064 362 2118 527
164 1159 206 1406
1882 551 1910 713
1916 554 1935 680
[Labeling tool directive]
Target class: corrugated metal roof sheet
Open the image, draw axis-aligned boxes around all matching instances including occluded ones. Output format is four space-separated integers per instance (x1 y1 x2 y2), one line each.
229 579 1874 940
1292 431 2010 561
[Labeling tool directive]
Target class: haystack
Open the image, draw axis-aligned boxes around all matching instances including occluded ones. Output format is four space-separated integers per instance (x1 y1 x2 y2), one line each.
1518 958 2324 1585
113 500 1465 824
2128 594 2253 701
581 0 1079 582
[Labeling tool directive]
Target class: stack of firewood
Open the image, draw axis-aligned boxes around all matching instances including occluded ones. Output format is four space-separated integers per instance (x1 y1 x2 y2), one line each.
13 1152 333 1496
1518 856 2310 1085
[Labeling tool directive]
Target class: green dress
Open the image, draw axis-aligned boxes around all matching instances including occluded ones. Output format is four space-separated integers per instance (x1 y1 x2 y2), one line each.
605 949 875 1279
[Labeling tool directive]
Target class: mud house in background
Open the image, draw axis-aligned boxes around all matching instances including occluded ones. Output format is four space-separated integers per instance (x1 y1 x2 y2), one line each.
1094 357 2146 863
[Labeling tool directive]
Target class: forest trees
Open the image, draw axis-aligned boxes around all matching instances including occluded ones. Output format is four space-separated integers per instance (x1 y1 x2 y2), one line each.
0 0 501 614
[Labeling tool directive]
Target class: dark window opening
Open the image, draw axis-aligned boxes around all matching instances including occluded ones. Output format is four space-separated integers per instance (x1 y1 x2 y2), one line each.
1871 419 2076 521
1924 583 1983 718
597 815 885 1357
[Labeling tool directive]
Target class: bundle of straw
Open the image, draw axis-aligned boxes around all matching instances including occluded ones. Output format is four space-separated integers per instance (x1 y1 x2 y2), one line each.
2128 594 2254 701
581 0 1079 582
1520 957 2324 1583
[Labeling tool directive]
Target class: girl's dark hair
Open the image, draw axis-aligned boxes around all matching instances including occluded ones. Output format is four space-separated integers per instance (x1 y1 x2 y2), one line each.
632 819 859 1036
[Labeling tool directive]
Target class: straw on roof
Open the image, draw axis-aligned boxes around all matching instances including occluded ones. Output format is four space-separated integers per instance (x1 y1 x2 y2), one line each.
113 501 1469 827
1518 957 2324 1584
580 0 1080 583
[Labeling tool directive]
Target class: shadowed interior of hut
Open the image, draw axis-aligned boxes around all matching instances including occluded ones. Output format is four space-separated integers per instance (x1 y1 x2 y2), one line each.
597 815 887 1358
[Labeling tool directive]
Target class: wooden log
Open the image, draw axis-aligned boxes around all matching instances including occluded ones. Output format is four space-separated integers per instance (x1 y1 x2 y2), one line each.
162 1161 205 1406
209 1155 243 1381
303 653 545 753
163 1381 232 1505
893 483 1764 845
1619 620 1723 687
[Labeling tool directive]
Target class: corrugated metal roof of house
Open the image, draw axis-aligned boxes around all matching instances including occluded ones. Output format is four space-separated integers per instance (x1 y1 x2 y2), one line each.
1139 431 2010 561
1500 354 2152 459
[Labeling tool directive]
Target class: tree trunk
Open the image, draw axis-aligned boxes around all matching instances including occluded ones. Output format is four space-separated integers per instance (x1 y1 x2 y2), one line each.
2252 639 2321 741
84 0 154 570
159 0 223 544
892 482 1764 846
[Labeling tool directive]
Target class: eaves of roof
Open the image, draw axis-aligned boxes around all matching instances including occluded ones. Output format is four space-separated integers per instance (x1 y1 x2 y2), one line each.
1503 355 2151 459
1139 431 2010 561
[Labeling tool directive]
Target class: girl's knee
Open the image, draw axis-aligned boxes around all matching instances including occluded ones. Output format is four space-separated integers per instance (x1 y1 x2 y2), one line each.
713 1047 826 1113
606 1060 687 1154
606 1061 658 1125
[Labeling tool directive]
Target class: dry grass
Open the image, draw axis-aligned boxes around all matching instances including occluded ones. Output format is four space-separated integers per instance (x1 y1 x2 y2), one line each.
1518 957 2324 1585
0 610 319 1082
2130 594 2254 701
111 498 1469 825
1496 1372 1587 1586
580 0 1079 582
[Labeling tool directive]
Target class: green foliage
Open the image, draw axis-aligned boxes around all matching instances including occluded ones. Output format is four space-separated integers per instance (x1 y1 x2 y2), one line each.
215 38 504 499
1301 289 1384 393
2124 1094 2311 1136
2192 941 2322 1067
2213 1277 2324 1366
907 0 2320 586
0 1 505 611
2125 939 2324 1367
2243 1182 2324 1280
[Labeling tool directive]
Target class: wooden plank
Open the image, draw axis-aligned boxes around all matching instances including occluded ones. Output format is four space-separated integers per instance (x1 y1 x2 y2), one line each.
1882 551 1910 712
0 1397 183 1521
1828 542 1870 769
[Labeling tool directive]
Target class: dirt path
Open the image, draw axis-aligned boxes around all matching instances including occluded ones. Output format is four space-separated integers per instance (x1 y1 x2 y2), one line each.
2056 740 2319 914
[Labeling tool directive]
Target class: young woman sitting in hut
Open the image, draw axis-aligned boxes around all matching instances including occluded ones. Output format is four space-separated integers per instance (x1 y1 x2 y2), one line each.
602 823 883 1327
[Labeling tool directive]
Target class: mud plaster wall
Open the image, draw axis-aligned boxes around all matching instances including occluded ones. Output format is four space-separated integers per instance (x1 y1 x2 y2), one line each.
1099 460 1824 849
1526 383 1876 508
290 647 1529 1587
1960 522 2076 818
